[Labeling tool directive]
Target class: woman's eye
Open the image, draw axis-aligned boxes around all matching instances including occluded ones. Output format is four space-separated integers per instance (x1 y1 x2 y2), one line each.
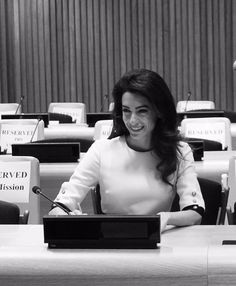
122 109 130 113
138 109 148 114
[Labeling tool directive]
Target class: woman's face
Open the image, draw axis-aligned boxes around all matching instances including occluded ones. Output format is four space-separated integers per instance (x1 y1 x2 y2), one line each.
122 91 158 150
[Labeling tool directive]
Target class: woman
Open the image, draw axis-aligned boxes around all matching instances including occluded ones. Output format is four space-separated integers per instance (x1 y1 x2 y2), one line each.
49 69 205 232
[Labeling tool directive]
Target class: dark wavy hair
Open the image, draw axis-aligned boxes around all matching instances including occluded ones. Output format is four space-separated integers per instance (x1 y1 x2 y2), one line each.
109 69 182 185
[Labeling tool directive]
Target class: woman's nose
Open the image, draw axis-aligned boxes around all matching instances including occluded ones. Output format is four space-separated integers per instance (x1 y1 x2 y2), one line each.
129 112 138 124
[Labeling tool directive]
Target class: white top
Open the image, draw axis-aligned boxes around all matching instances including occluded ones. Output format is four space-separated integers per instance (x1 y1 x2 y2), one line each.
55 136 205 214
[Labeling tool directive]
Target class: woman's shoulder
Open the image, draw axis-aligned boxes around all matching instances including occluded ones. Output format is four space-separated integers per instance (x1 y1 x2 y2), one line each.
178 141 193 157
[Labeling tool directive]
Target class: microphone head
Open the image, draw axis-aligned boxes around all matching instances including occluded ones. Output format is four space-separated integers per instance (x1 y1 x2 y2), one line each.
32 186 41 195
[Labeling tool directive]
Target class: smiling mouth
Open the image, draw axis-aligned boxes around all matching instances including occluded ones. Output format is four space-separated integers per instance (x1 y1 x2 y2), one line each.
129 126 144 132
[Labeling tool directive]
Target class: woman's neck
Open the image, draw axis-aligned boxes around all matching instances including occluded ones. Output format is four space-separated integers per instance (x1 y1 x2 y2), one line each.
125 135 153 152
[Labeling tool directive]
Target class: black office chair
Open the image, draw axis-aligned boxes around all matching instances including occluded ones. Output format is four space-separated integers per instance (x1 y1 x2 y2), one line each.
226 203 236 224
0 200 29 224
48 112 74 123
91 177 229 225
171 177 229 225
185 137 223 151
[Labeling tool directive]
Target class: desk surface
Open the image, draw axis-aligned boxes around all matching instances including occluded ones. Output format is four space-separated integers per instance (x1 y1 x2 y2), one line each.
1 225 236 286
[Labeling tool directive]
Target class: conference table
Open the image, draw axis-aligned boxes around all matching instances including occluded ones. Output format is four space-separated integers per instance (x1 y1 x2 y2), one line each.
0 224 236 286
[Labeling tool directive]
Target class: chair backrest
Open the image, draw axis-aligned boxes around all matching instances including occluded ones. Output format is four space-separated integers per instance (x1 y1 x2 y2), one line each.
0 200 20 224
48 112 73 123
94 120 113 140
176 100 215 112
0 155 40 224
180 117 232 150
109 102 114 112
48 102 86 124
0 119 44 153
227 156 236 210
0 103 21 115
92 177 229 225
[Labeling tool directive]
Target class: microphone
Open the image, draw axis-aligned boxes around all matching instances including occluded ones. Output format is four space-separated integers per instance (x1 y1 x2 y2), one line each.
32 186 71 215
184 91 192 112
15 96 25 114
30 119 41 142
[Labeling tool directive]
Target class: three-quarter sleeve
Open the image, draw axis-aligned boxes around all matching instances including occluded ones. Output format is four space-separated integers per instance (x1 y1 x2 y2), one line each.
175 142 205 211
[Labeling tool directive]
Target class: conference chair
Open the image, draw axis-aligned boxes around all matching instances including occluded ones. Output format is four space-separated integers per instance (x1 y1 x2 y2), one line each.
109 102 114 112
0 119 44 153
185 137 223 152
226 203 236 225
48 102 86 124
91 177 229 225
0 103 21 115
48 112 73 124
176 100 215 112
94 120 113 140
0 155 40 224
180 117 232 150
0 200 29 224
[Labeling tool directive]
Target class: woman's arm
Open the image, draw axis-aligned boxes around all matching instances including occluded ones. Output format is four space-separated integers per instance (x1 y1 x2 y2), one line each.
158 210 202 233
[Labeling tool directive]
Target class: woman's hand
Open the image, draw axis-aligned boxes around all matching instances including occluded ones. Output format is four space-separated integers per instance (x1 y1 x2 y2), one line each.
157 212 171 233
48 207 84 216
48 207 69 215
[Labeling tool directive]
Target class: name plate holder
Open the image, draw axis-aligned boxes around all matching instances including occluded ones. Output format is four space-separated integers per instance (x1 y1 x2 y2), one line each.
43 215 160 249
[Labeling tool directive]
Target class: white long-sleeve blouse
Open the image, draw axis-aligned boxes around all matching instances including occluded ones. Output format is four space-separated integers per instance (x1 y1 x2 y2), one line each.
54 136 205 214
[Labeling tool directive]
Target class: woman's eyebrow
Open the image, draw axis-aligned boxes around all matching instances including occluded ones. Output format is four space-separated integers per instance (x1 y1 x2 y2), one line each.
122 104 149 109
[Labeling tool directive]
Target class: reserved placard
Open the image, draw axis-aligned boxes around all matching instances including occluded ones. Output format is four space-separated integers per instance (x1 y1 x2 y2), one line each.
0 124 38 153
180 101 213 112
185 122 226 149
52 107 83 123
0 161 31 203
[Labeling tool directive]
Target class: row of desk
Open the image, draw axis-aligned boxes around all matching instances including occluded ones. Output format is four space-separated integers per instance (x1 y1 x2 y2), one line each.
0 224 236 285
44 123 236 149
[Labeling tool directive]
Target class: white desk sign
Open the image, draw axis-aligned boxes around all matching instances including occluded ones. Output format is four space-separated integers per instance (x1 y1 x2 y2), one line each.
52 107 83 123
0 162 31 203
185 122 226 149
100 125 112 139
0 124 38 153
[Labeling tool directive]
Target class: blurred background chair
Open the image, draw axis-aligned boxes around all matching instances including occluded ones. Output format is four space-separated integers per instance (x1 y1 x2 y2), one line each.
0 103 22 115
0 200 29 224
94 120 113 140
0 156 40 224
0 119 44 153
180 117 232 150
91 176 229 225
48 112 73 124
48 102 86 124
227 203 236 224
184 137 223 154
176 100 215 112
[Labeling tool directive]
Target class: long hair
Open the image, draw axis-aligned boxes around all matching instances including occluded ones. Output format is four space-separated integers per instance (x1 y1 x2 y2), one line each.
110 69 182 185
